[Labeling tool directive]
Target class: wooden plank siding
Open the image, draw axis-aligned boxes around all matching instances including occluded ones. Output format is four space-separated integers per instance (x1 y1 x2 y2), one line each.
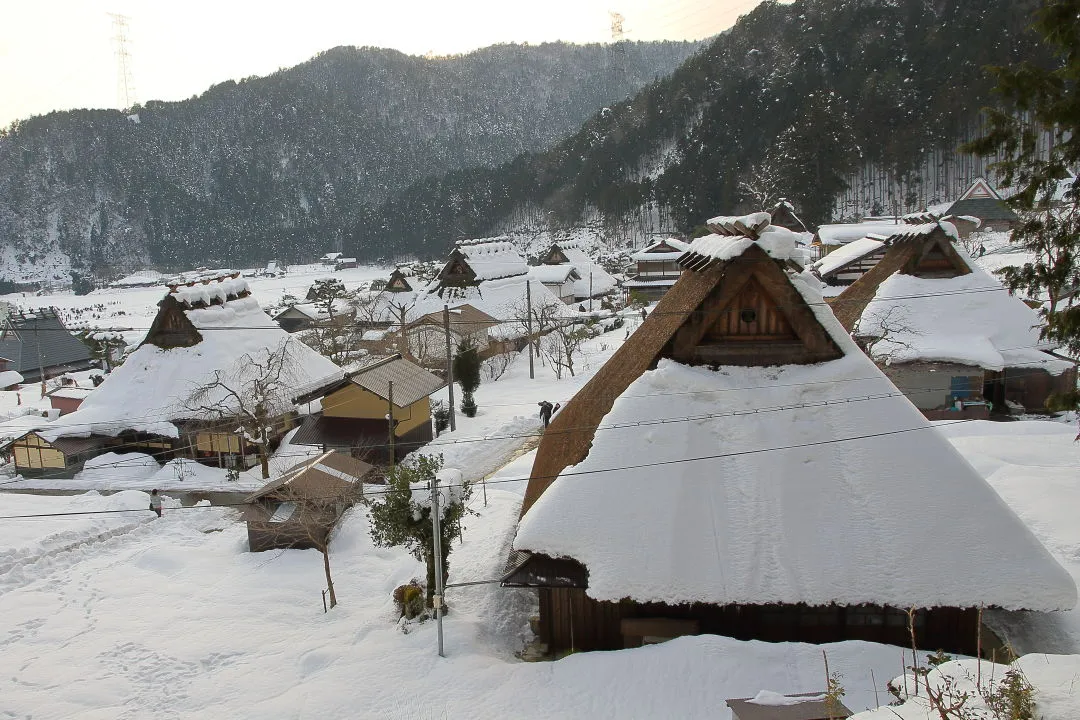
538 588 991 657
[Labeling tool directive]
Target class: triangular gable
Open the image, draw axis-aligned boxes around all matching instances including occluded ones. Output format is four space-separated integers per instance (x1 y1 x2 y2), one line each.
647 239 684 254
543 244 570 265
140 295 203 350
903 235 970 278
436 249 479 289
666 246 843 367
386 270 413 292
958 177 1002 201
833 224 972 331
522 243 841 516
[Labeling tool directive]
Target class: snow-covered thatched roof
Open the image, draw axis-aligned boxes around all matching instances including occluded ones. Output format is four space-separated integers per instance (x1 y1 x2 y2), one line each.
544 241 619 297
835 223 1072 374
455 238 528 281
513 219 1076 612
41 277 343 441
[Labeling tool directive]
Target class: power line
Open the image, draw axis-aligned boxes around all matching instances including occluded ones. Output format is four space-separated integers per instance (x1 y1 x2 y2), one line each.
0 419 974 521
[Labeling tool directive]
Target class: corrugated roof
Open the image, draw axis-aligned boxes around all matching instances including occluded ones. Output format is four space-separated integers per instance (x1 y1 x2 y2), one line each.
246 450 372 502
348 354 445 407
0 309 94 380
944 196 1019 222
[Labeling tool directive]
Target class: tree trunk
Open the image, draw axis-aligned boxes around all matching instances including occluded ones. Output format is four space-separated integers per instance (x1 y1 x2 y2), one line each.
424 547 436 608
323 547 337 609
259 428 270 479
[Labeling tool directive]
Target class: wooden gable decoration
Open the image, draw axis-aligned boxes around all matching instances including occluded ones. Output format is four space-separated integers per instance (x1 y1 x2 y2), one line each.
543 244 570 265
900 228 971 279
140 295 203 349
959 177 1002 201
437 249 478 288
386 269 413 292
665 245 842 367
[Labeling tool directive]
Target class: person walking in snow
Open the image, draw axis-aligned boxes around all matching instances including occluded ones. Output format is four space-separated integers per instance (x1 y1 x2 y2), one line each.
538 400 560 428
149 489 162 518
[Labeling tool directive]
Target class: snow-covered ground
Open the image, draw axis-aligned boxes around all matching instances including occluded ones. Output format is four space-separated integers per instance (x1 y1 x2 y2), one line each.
3 412 1078 717
0 263 393 349
1 266 1079 717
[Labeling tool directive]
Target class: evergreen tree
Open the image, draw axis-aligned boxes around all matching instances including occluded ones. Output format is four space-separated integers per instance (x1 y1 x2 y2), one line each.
965 0 1080 398
367 454 471 608
452 338 481 418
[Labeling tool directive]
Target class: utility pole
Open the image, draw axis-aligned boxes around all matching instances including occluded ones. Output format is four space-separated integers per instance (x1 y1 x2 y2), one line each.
430 472 446 657
589 271 594 313
442 304 456 432
526 280 535 379
387 380 395 469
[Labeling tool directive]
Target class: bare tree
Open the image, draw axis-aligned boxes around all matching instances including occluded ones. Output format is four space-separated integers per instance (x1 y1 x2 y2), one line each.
541 321 600 379
855 306 921 364
185 340 302 479
262 478 363 609
738 162 784 209
510 295 565 358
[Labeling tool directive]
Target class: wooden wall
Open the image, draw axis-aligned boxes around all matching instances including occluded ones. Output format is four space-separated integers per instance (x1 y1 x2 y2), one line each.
538 589 986 656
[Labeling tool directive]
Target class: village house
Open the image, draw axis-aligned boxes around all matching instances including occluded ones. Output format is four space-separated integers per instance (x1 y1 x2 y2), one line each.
834 220 1075 417
622 238 690 300
944 177 1019 232
334 257 359 270
320 252 344 265
46 386 94 416
272 303 324 333
812 220 903 259
6 274 343 478
0 308 96 382
292 353 444 464
767 199 811 234
527 264 581 304
405 304 499 368
504 212 1075 656
539 241 619 301
385 268 415 293
244 450 373 552
0 357 23 390
810 234 888 287
417 238 570 343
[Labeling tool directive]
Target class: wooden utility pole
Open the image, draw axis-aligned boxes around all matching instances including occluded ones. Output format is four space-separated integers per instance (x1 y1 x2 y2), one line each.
442 305 456 431
387 380 395 468
526 281 535 379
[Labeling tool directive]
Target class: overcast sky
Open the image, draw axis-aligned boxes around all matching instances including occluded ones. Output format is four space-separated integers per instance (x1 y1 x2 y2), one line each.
1 0 768 128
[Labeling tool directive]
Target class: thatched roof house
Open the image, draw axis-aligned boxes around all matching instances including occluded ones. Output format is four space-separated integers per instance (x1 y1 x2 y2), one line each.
767 199 810 234
834 220 1075 415
505 212 1075 655
385 268 414 293
22 274 343 476
945 178 1018 232
541 241 619 300
244 450 373 552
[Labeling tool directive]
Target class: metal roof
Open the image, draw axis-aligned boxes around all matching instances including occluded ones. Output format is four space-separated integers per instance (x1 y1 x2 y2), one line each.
0 309 94 380
350 355 445 407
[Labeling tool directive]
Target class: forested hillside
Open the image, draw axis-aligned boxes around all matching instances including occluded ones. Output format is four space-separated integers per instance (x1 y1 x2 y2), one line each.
0 41 696 284
357 0 1051 258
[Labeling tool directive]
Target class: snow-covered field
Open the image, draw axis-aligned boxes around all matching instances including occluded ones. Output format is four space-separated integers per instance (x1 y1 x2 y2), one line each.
1 263 1079 717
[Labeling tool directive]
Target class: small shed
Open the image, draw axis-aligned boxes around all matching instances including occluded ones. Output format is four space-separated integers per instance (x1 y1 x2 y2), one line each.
244 451 373 552
528 265 581 304
47 386 94 415
726 692 851 720
335 258 359 270
8 431 108 477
